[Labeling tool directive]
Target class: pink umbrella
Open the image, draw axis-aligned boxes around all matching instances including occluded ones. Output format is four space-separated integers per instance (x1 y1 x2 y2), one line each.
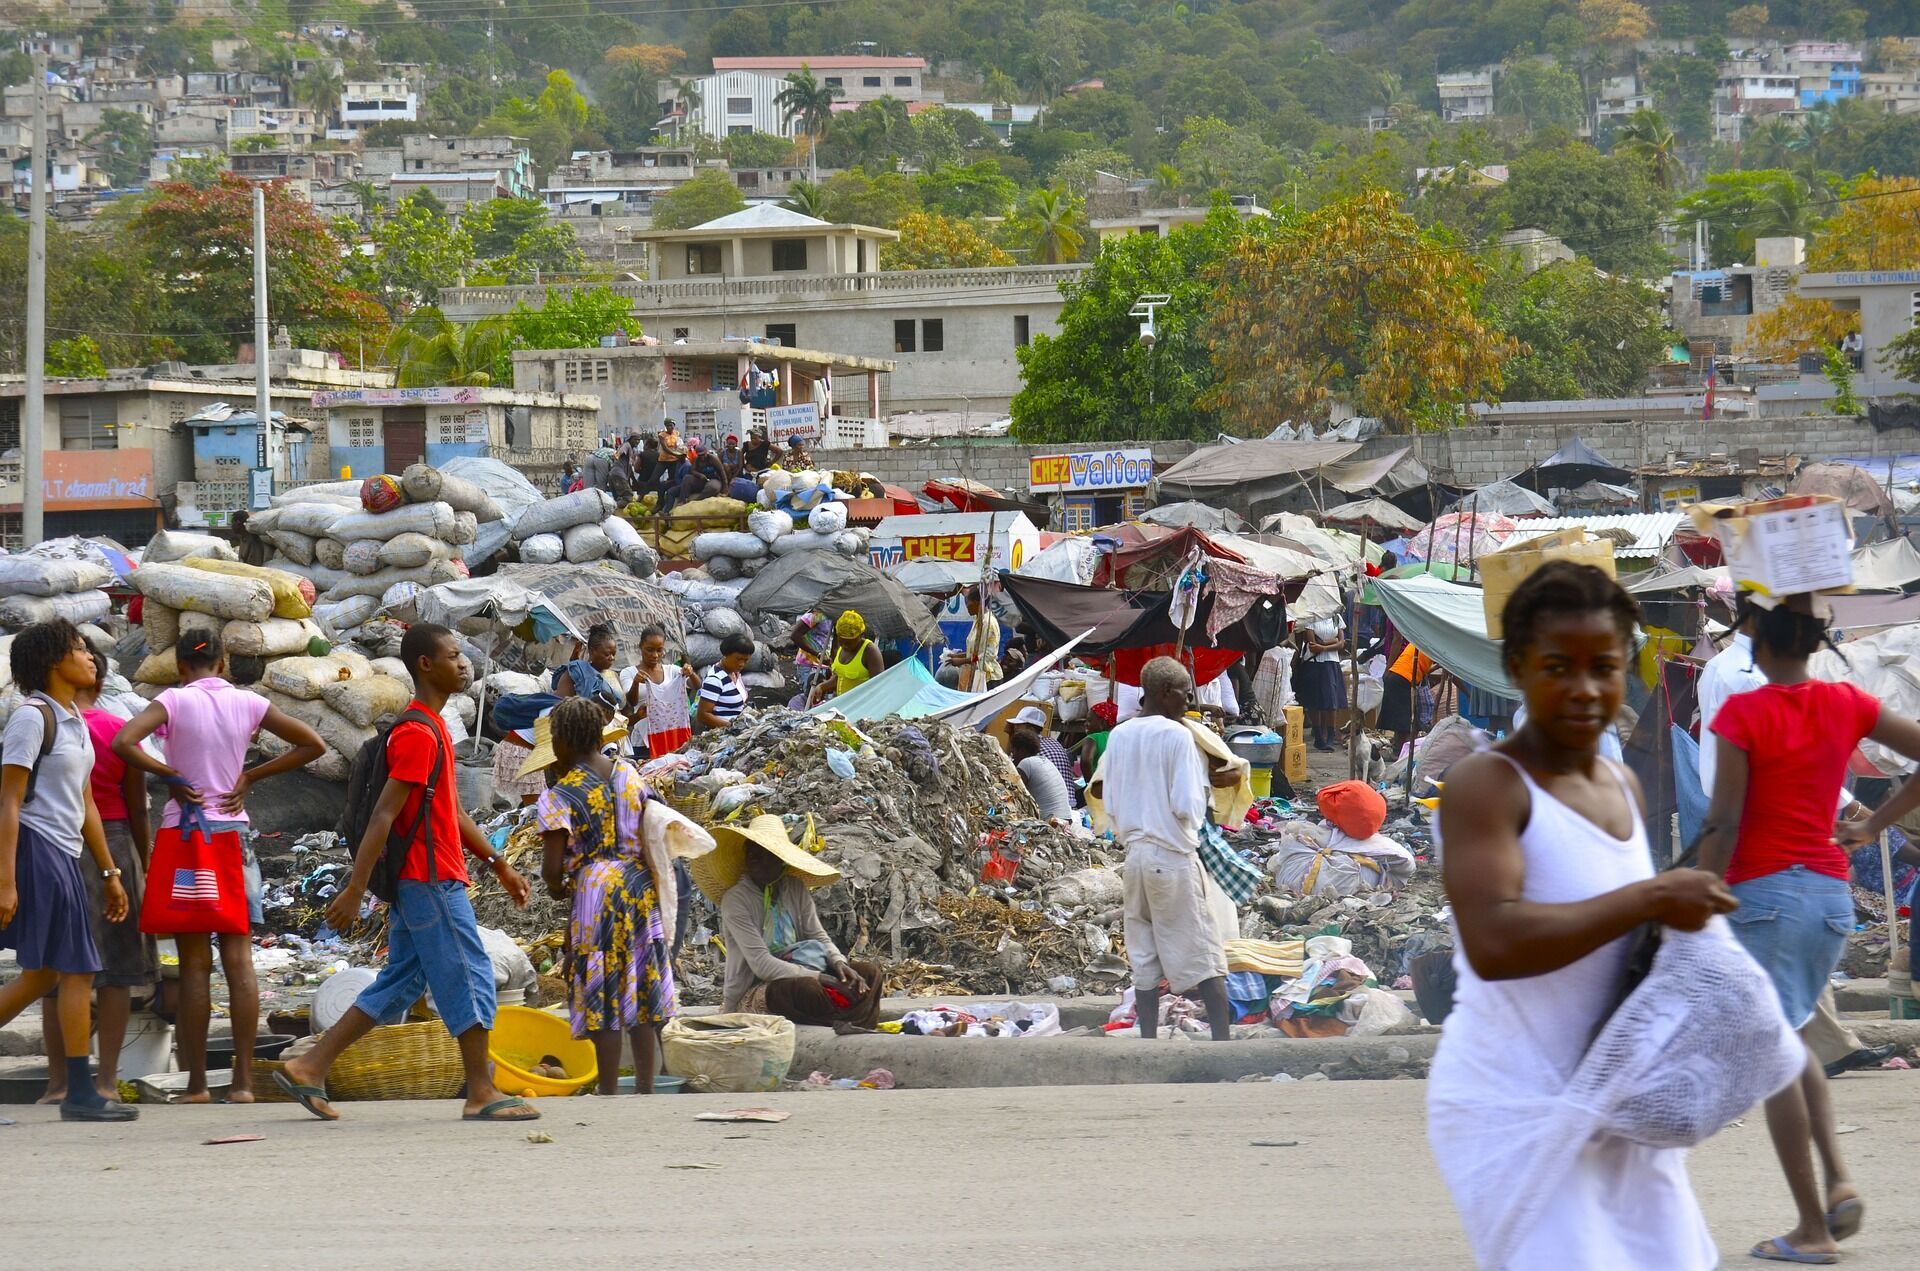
1405 511 1522 566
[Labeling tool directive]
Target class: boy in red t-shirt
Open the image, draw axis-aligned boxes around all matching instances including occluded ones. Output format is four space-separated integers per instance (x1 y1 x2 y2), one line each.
276 624 541 1123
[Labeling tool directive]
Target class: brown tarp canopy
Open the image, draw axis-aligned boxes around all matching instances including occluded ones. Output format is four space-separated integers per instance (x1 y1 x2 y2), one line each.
1153 439 1362 496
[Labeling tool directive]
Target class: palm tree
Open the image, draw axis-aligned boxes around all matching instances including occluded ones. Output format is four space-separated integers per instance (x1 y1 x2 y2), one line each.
382 309 514 388
775 66 843 183
1021 186 1085 264
1754 178 1821 241
781 180 829 219
1742 115 1799 169
982 69 1019 107
1615 108 1682 190
1147 162 1184 207
295 66 343 130
669 76 704 141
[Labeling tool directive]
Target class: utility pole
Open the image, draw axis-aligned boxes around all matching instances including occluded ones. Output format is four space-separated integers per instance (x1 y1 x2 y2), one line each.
253 182 271 493
22 46 47 548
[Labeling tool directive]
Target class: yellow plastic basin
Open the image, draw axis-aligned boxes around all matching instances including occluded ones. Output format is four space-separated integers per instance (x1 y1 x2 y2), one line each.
488 1005 597 1097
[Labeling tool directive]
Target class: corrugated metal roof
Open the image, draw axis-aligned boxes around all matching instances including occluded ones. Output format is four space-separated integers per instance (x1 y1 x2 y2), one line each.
1499 512 1685 558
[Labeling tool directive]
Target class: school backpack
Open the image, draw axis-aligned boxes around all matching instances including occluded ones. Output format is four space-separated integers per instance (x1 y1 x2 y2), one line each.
0 700 59 805
338 706 445 904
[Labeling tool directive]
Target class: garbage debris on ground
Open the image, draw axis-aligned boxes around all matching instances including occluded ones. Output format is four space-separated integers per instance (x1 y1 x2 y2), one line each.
797 1068 897 1091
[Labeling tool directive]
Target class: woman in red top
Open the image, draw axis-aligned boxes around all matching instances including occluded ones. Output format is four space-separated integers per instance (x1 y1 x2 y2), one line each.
1700 596 1920 1262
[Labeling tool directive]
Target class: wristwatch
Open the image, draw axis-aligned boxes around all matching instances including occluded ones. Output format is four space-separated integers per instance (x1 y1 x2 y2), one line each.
101 867 122 879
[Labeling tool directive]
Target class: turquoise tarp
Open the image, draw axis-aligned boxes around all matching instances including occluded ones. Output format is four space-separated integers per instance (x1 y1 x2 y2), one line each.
809 654 974 722
1372 573 1517 698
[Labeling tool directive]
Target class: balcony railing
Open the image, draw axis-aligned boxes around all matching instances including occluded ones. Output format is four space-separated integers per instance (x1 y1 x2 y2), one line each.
440 264 1089 313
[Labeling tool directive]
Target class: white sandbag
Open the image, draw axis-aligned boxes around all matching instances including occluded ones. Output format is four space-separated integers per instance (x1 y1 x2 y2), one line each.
312 596 379 637
143 602 180 653
262 650 372 701
807 501 848 534
832 530 863 557
664 578 751 607
178 610 222 641
143 530 236 565
701 607 749 640
271 480 360 507
320 559 462 603
370 657 409 682
622 542 660 579
691 532 767 562
133 562 272 623
400 464 505 522
261 530 317 566
513 488 615 540
381 581 423 611
77 623 113 659
747 508 794 544
563 522 612 563
449 510 478 546
0 556 113 598
377 533 450 570
520 534 564 564
134 646 179 686
705 554 739 582
602 515 644 554
768 530 847 557
254 687 376 760
266 558 353 595
441 693 477 728
329 501 457 543
341 539 383 575
485 671 543 698
312 537 347 571
321 674 413 728
221 616 325 658
265 500 355 537
0 589 112 629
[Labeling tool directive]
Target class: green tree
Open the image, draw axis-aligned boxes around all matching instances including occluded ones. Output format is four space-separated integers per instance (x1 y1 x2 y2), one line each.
820 168 921 227
1482 258 1674 400
462 197 548 259
724 132 797 168
1642 54 1718 144
372 195 475 308
1859 114 1920 179
45 335 109 378
1011 204 1247 443
295 64 344 127
1017 186 1086 264
1148 164 1185 207
1500 142 1672 277
1885 321 1920 382
880 212 1015 270
1053 148 1138 198
916 161 1018 219
780 180 830 219
1498 59 1585 130
1676 170 1818 264
775 65 842 182
1174 117 1285 195
1727 4 1772 37
648 169 747 230
537 70 589 131
506 285 638 380
83 109 152 187
1614 109 1684 190
384 308 513 387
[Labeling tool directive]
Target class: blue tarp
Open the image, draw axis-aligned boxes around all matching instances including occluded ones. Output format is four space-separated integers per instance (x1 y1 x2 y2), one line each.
809 655 973 723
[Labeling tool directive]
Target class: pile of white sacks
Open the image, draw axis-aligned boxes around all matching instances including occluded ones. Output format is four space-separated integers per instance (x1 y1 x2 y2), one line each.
510 487 659 577
0 537 120 634
686 469 865 583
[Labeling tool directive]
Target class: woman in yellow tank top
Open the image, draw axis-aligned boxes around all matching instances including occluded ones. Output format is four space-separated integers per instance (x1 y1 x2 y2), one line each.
811 610 884 705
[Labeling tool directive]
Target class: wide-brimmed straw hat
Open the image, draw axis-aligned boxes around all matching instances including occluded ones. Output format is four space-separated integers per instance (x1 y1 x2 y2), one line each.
514 711 630 780
689 813 839 902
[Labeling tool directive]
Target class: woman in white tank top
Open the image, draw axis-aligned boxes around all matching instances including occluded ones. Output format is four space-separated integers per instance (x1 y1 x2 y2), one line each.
1429 561 1740 1268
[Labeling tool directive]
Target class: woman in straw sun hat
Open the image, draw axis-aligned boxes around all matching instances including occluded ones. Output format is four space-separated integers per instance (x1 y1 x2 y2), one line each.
694 814 883 1030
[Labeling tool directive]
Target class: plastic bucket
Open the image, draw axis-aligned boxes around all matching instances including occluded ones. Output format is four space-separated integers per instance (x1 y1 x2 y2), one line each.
121 1011 175 1078
1250 767 1273 798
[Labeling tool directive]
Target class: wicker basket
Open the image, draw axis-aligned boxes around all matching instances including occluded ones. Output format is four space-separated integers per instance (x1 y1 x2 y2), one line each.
253 1022 465 1102
668 787 712 825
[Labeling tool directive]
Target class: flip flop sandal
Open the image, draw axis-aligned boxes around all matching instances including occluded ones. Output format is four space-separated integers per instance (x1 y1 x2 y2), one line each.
1751 1237 1838 1264
463 1096 540 1122
1827 1198 1865 1242
271 1070 339 1122
59 1099 138 1122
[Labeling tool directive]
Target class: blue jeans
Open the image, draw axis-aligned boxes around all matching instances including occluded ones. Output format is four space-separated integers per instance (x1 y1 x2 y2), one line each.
352 881 497 1038
1728 865 1854 1029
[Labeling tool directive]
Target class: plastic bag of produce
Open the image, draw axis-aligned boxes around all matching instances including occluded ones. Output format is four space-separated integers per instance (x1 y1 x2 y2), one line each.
369 656 409 681
0 589 112 629
272 480 359 507
601 514 645 554
329 501 458 543
400 464 505 523
747 509 794 544
321 674 413 728
221 616 325 658
691 532 767 562
563 522 611 563
342 539 383 575
513 488 616 540
360 474 406 514
263 651 372 701
143 530 237 565
134 563 273 623
0 556 113 598
178 558 315 620
807 500 848 534
378 532 451 570
768 530 846 557
267 559 352 595
661 1014 796 1093
381 580 423 611
485 671 543 698
668 494 750 524
520 533 564 564
313 595 379 637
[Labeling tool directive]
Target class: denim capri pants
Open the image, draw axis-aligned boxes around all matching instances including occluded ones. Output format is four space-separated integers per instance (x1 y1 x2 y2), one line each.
1727 865 1854 1029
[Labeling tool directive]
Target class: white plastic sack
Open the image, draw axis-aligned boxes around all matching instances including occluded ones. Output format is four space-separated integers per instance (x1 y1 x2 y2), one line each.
262 531 317 567
255 687 376 760
134 562 273 623
261 500 353 538
143 602 180 652
329 501 457 543
520 533 564 564
449 510 478 546
142 531 236 565
320 559 462 603
0 556 113 598
485 671 543 698
769 530 850 557
313 596 379 638
807 501 848 534
313 537 348 571
341 539 383 576
563 522 612 563
0 588 111 630
700 607 749 640
661 1014 796 1093
262 651 372 701
401 464 505 523
221 617 325 658
691 532 767 562
321 674 413 728
369 657 409 682
381 581 423 611
514 489 615 540
271 480 359 507
378 532 451 570
747 509 794 544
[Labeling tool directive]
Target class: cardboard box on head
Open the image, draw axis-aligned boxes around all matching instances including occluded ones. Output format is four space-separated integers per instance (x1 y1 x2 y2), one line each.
1479 528 1618 639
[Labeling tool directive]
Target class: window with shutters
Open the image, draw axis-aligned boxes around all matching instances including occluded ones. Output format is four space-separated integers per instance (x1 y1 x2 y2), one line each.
711 361 739 392
562 358 610 386
0 399 18 452
668 358 694 387
59 399 115 451
683 408 717 432
1060 499 1095 532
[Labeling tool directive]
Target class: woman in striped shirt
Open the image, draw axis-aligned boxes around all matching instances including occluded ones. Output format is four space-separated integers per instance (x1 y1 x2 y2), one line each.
696 635 754 731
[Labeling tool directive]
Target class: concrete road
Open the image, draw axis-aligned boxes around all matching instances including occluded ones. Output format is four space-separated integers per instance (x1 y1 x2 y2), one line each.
7 1074 1918 1269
